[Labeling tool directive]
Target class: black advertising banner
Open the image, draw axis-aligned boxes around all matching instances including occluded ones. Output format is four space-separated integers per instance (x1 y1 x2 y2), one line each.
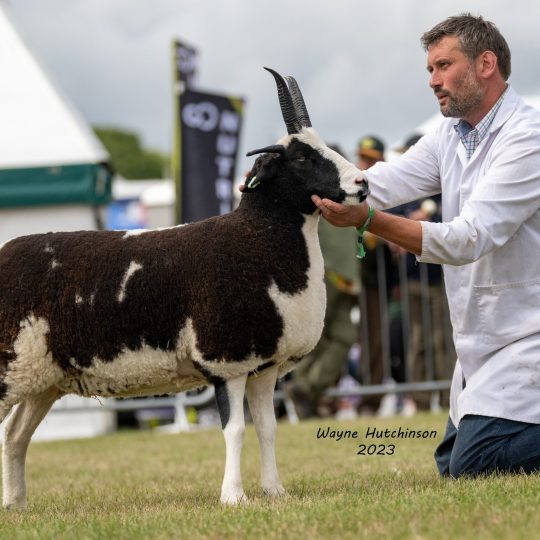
173 40 198 88
179 89 244 223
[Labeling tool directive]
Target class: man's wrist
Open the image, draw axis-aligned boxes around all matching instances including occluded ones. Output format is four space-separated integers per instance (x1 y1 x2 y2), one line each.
355 205 375 259
355 203 372 229
356 205 375 232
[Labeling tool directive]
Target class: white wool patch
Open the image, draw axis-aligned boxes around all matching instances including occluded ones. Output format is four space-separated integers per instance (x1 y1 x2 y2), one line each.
117 261 143 302
195 355 267 380
122 224 187 238
175 318 201 362
59 318 206 398
122 229 147 238
62 345 187 397
268 214 325 363
3 315 63 404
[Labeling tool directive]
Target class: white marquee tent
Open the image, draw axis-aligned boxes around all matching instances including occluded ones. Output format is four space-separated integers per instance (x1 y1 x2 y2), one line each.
0 4 112 243
0 4 115 441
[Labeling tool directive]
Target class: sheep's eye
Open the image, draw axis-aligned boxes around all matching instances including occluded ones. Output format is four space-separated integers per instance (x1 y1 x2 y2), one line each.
295 156 306 162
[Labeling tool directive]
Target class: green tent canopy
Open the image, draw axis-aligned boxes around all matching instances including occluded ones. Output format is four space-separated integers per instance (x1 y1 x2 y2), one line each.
0 163 111 208
0 5 112 209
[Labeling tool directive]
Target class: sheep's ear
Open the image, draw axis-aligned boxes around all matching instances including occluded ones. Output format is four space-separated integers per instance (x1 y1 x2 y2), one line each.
243 174 262 191
242 152 280 192
243 167 271 192
246 145 285 157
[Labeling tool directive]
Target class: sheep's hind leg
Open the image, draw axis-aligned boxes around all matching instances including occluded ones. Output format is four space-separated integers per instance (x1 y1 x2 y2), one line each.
215 374 248 505
2 387 61 510
246 365 286 497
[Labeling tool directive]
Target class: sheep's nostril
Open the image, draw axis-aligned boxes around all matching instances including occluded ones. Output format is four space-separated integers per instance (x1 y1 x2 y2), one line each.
354 178 367 186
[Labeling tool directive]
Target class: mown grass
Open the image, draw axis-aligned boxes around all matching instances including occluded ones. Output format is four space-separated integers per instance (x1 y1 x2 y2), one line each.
1 412 538 539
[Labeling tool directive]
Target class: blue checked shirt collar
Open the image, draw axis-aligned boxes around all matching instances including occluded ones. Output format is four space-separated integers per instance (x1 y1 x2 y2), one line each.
454 86 508 160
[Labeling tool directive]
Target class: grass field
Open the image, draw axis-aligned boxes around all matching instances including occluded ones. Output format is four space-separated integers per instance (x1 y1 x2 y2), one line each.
1 412 539 539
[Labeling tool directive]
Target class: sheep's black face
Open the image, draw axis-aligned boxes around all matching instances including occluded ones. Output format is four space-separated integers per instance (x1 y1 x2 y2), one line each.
244 132 369 215
277 140 345 214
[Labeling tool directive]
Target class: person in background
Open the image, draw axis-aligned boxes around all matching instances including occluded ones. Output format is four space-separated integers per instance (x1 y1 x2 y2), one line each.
355 136 401 415
284 145 360 419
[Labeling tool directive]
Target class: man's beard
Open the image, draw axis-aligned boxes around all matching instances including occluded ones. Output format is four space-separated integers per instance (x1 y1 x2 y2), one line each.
438 66 484 119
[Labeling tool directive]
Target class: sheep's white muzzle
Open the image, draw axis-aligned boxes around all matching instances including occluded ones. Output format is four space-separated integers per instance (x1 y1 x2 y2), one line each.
355 177 370 201
342 177 369 205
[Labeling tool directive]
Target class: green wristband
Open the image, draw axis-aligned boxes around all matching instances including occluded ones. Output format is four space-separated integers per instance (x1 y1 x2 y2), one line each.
356 205 375 259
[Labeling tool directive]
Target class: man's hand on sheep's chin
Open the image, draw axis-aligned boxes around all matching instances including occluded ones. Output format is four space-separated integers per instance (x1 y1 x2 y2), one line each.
311 194 368 228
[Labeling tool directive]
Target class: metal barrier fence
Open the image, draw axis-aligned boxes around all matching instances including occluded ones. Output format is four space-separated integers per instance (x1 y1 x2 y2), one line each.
353 241 454 412
48 387 216 430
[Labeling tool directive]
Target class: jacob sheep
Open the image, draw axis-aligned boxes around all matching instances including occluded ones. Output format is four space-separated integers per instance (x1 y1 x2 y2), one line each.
0 67 369 509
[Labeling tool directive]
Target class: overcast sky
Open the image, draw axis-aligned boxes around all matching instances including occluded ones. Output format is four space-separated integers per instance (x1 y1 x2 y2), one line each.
5 0 540 173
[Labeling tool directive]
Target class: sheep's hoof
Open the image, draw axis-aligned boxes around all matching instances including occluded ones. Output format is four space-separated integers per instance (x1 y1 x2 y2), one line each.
220 491 248 506
3 501 27 511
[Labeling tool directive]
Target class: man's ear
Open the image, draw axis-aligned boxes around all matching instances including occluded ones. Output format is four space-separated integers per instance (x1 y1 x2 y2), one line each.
477 50 498 79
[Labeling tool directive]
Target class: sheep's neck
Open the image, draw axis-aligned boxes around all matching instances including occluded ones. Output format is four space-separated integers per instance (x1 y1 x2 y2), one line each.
237 193 306 229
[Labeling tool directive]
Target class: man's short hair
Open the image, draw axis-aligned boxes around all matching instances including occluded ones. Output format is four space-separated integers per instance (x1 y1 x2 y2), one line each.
421 13 511 80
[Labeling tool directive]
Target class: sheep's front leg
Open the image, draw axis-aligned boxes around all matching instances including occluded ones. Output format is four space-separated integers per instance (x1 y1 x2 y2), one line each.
246 366 285 497
215 374 248 505
2 387 61 510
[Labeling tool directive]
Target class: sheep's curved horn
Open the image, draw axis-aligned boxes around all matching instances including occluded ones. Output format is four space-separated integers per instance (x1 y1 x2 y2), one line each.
285 75 312 128
264 67 301 135
246 145 285 157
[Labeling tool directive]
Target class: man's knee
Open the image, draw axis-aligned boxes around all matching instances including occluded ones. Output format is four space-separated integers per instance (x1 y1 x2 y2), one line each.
434 416 457 476
447 415 540 478
448 450 491 478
